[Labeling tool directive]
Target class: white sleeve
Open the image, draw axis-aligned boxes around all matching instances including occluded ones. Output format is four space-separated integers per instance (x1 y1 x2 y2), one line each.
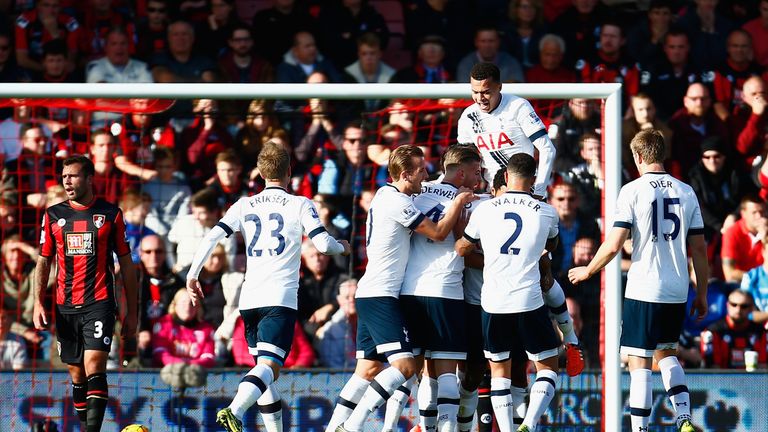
463 208 482 243
613 186 633 229
548 208 560 239
301 199 345 255
457 111 473 145
531 133 556 198
392 195 425 230
687 191 705 234
186 225 229 280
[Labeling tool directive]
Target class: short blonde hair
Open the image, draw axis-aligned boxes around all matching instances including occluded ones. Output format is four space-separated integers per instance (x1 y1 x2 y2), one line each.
168 288 203 321
630 129 665 164
443 145 481 172
257 140 291 180
388 144 424 180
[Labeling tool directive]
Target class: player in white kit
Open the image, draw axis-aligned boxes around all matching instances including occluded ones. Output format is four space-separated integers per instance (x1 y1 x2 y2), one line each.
569 130 709 432
456 153 562 432
458 62 583 376
329 145 476 432
186 142 351 432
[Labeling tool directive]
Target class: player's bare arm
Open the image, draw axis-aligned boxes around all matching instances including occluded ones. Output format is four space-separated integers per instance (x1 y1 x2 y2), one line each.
414 190 477 241
32 255 52 329
118 253 139 339
568 227 630 284
687 234 709 321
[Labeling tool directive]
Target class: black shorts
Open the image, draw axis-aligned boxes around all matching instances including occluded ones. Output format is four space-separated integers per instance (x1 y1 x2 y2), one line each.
620 299 686 358
400 295 467 360
355 297 412 362
464 302 485 362
240 306 297 366
482 305 560 362
55 306 116 364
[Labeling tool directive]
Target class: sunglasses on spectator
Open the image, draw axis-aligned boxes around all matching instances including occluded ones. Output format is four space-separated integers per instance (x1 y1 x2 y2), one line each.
728 301 752 309
554 197 576 202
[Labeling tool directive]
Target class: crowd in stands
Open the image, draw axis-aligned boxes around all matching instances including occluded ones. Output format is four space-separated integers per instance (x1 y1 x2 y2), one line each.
1 0 768 371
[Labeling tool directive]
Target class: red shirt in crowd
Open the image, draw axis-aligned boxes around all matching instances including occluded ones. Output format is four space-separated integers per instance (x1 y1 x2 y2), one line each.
721 218 764 272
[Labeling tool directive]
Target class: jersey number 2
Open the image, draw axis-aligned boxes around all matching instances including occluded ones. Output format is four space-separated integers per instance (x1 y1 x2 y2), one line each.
245 213 286 256
500 212 523 255
651 198 680 241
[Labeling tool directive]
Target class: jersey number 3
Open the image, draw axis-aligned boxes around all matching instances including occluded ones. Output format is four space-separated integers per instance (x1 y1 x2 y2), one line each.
500 212 523 255
245 213 286 256
651 198 680 242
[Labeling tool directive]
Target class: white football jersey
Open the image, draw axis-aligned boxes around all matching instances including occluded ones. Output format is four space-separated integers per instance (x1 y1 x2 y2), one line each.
402 182 465 299
357 184 425 299
457 94 555 197
464 191 559 313
613 172 704 303
462 194 491 305
216 187 339 309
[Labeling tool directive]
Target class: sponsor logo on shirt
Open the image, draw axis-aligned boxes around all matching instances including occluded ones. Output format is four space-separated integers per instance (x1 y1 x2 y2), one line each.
65 232 94 256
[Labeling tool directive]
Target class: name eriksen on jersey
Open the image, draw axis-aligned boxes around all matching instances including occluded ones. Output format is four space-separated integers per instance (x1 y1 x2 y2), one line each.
249 195 290 207
421 185 456 199
492 196 541 211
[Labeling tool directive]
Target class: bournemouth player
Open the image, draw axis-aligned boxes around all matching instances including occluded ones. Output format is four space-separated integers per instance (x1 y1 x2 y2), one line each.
186 141 351 432
33 155 139 432
458 61 583 375
456 153 562 432
569 130 709 432
328 145 476 432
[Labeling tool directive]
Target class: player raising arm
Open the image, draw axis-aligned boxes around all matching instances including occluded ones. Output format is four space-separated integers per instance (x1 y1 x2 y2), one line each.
569 130 708 432
186 141 350 432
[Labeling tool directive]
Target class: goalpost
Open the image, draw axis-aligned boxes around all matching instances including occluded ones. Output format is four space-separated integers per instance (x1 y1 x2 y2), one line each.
1 82 623 431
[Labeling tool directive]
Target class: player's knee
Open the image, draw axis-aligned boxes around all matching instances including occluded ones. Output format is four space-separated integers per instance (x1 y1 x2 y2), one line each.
355 360 384 380
392 356 419 379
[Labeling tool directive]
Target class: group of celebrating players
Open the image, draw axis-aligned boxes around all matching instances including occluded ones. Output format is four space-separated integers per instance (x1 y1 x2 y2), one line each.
33 62 709 432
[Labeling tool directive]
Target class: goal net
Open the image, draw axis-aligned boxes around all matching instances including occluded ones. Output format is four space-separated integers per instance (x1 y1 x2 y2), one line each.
0 83 623 431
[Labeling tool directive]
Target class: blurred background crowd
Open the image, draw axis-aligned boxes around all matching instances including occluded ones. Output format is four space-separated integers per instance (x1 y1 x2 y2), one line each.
0 0 767 373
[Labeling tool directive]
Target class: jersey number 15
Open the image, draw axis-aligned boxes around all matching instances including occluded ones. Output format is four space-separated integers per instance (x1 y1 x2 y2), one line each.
651 198 680 242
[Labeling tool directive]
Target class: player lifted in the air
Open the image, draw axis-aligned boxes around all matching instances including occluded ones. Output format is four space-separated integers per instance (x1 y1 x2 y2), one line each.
569 130 709 432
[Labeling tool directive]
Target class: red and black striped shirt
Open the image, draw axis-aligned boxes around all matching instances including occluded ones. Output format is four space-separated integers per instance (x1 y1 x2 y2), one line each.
40 198 130 314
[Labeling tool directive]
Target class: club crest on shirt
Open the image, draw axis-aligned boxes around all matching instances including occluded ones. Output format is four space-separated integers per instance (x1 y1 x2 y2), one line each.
402 206 417 218
93 214 106 229
65 232 94 256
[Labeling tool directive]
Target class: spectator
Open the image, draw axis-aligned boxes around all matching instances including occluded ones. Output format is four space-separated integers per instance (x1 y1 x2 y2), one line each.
217 24 273 84
563 132 602 220
1 234 41 347
135 0 169 62
32 39 76 83
209 149 250 210
231 318 316 368
112 111 174 182
312 194 352 271
120 189 159 263
728 75 768 168
317 120 385 199
455 25 524 83
622 94 674 179
700 290 767 368
14 0 80 73
1 123 55 209
276 31 342 84
392 35 451 83
142 146 192 232
564 237 599 367
298 239 348 336
152 288 216 367
498 0 547 70
742 0 768 67
136 234 184 365
0 198 20 239
0 32 30 82
88 130 125 203
314 278 358 368
551 98 601 171
168 187 237 272
86 26 152 84
196 0 242 59
234 99 287 177
151 19 217 84
291 72 342 169
688 136 756 243
575 18 639 112
180 98 233 188
741 240 768 318
626 0 674 67
251 0 315 66
639 28 703 121
551 0 607 67
525 33 576 83
317 0 390 69
677 0 734 70
668 82 729 179
721 195 767 283
0 307 27 370
343 33 396 112
549 180 600 281
711 29 764 121
77 0 136 63
403 0 471 69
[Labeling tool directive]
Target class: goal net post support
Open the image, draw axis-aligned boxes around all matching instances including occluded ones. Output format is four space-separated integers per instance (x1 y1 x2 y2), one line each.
1 82 623 432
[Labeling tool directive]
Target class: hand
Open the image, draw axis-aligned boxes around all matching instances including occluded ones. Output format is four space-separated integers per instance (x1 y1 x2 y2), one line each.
690 295 708 321
186 278 205 307
339 240 352 256
309 304 335 325
568 266 591 285
32 302 48 330
23 329 43 344
456 189 478 205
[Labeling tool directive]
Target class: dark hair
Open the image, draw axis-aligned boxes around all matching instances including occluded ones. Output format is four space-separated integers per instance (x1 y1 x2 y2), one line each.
663 26 689 45
153 146 175 162
106 25 130 40
492 168 507 191
190 187 219 211
740 194 766 211
18 122 41 140
506 153 536 179
42 39 67 58
357 32 381 49
229 23 252 40
63 155 95 178
470 62 500 83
